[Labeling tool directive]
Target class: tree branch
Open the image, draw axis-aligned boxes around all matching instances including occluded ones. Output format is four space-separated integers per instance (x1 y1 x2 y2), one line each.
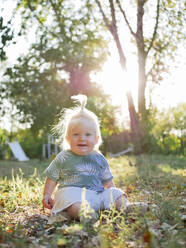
95 0 111 30
95 0 126 69
146 0 160 55
116 0 136 38
109 0 117 32
146 64 155 80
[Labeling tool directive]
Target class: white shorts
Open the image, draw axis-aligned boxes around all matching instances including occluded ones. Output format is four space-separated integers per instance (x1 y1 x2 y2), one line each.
52 186 126 215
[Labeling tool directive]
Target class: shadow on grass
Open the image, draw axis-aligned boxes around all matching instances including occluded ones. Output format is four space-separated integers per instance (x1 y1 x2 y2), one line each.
133 154 185 245
0 159 49 180
134 154 186 190
108 154 185 247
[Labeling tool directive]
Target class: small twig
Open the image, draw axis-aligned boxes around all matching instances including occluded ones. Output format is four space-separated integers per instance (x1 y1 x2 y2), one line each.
108 146 133 158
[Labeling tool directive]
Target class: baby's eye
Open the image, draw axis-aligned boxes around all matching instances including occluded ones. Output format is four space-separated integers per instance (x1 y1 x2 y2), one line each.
85 133 92 136
73 133 79 136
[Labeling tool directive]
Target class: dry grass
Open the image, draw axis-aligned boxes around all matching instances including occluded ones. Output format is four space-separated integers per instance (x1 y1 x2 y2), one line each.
0 154 185 247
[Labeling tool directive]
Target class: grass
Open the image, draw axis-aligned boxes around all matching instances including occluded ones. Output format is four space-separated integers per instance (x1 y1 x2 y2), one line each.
0 154 185 247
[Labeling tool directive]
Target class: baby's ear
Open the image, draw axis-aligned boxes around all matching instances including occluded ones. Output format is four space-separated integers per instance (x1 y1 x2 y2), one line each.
65 135 70 143
95 135 99 144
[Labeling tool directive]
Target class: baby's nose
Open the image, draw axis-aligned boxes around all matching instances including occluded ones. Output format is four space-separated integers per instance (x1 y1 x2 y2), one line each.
80 134 85 140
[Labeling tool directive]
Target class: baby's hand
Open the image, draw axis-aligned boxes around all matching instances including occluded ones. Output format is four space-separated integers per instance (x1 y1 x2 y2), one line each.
42 194 54 209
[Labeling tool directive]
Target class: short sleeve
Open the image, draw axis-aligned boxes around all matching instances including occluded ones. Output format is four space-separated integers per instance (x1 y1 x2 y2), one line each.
44 151 65 182
100 155 113 183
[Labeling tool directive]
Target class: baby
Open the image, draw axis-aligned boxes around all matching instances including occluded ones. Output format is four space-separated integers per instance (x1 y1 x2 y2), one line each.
42 94 148 220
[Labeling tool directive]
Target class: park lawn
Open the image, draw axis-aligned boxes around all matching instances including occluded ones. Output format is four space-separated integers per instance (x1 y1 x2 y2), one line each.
0 155 185 248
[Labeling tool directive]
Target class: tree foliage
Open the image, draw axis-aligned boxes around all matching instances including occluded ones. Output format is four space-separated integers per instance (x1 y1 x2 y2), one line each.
0 16 14 61
151 103 186 154
1 0 114 135
1 0 185 154
15 0 108 94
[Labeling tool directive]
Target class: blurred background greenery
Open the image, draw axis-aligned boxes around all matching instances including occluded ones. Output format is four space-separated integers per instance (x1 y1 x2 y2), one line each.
0 0 185 159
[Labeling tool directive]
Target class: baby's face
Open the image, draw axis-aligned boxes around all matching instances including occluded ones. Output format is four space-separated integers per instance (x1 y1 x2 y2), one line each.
66 121 98 156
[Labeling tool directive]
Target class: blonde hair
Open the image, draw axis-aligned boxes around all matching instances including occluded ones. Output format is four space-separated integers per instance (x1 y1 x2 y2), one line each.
53 94 102 150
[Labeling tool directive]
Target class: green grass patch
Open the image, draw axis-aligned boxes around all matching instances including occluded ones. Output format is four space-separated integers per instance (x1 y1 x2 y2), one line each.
0 155 185 247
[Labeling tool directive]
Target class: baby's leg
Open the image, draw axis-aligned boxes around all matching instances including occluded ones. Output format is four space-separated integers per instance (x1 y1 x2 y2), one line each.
115 194 130 211
52 188 99 220
66 202 81 220
126 202 149 215
115 195 149 215
101 188 129 211
66 201 98 222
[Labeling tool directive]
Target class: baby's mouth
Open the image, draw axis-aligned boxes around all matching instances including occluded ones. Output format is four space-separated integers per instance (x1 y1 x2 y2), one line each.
78 144 87 147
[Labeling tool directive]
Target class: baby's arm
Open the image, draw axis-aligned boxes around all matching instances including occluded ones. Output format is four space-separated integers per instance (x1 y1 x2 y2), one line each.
103 179 115 189
42 177 57 209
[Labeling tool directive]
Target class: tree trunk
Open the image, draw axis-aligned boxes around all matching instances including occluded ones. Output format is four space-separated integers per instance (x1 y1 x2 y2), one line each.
136 0 147 120
113 32 141 144
95 0 145 151
112 31 126 71
68 66 90 96
137 47 146 118
126 92 141 145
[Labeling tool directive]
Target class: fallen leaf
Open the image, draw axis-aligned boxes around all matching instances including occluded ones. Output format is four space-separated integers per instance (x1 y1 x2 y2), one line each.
0 244 10 248
91 235 100 247
37 214 49 220
125 241 136 247
47 215 67 224
0 200 5 208
57 238 67 246
161 222 171 230
143 229 152 243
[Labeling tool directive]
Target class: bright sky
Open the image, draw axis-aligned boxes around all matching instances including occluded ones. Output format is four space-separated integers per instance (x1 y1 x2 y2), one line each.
93 42 186 120
1 0 186 131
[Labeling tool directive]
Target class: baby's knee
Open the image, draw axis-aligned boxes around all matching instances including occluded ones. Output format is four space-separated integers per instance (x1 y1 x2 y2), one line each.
115 194 129 210
66 202 81 219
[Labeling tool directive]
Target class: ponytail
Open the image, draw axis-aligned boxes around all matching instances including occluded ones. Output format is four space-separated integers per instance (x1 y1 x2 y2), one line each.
71 94 87 111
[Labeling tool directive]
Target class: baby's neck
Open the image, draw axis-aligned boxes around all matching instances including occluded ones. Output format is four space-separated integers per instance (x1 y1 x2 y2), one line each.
68 149 97 156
